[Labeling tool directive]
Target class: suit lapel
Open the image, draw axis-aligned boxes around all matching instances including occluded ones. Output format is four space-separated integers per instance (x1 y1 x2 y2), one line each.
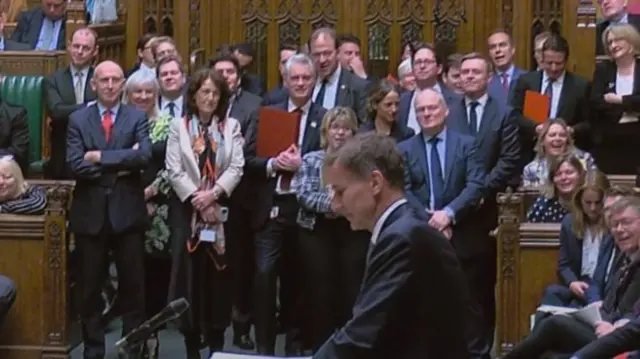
85 67 97 101
221 119 233 169
336 71 348 106
110 106 130 149
302 104 321 153
180 117 200 178
534 71 544 93
89 105 107 149
412 135 430 191
556 73 572 117
452 98 471 135
29 11 45 48
62 68 77 104
444 130 457 190
398 91 413 127
477 97 498 143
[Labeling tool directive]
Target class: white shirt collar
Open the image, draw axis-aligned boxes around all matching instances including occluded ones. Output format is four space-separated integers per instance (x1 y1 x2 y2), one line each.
70 65 90 76
542 70 565 86
287 98 312 114
465 93 488 108
423 127 447 142
323 64 342 85
370 198 408 244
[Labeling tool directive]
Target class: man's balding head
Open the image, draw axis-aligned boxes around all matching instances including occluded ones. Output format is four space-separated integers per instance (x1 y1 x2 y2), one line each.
92 61 125 107
414 88 448 135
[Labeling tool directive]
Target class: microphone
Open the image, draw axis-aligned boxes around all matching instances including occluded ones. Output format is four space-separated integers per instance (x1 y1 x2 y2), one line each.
115 298 189 352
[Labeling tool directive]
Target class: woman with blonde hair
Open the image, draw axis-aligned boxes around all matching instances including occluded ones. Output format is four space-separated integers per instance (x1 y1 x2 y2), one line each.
527 153 586 222
522 118 596 188
293 106 370 352
0 156 46 214
122 69 173 358
540 170 614 310
590 23 640 174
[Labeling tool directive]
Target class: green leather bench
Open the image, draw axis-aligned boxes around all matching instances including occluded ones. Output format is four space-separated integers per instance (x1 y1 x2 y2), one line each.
0 75 47 175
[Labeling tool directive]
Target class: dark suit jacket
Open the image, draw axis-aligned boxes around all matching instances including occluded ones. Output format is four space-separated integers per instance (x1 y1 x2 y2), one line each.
333 69 369 121
262 84 288 106
10 7 66 50
596 14 640 56
241 73 265 97
358 119 414 143
557 214 591 286
244 99 325 229
590 59 640 144
447 95 521 195
399 130 485 257
585 236 616 303
572 316 640 359
510 70 591 162
488 67 526 108
313 202 470 359
601 256 640 323
66 104 151 236
44 66 97 179
0 97 30 174
397 84 461 129
3 39 31 51
229 90 262 209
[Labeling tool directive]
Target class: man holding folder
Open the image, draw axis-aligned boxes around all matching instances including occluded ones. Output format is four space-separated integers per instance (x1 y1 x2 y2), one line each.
246 53 327 355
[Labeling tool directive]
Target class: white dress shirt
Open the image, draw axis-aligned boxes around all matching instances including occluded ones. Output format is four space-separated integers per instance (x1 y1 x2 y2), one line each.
542 71 565 118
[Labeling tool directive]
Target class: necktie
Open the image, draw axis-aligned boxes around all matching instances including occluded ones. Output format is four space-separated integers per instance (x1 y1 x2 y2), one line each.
468 101 479 136
167 102 176 117
39 20 54 50
544 78 555 117
428 137 445 210
280 108 303 191
315 79 328 107
500 72 509 91
102 110 114 142
74 72 84 105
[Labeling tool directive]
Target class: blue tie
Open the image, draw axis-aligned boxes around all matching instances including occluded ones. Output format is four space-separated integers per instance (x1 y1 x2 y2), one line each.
468 101 479 136
428 137 445 210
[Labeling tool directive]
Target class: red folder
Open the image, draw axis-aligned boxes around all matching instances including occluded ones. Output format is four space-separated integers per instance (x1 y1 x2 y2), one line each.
256 107 300 158
523 90 551 124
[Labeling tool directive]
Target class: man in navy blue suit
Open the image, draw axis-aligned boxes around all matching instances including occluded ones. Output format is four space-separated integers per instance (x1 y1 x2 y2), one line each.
398 88 487 358
486 30 526 107
66 60 151 359
314 132 470 359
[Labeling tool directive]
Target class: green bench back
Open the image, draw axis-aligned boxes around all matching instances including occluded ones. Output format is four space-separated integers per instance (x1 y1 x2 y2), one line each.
0 76 44 170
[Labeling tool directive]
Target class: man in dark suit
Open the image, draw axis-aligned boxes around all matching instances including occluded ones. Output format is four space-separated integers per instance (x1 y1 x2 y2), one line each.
399 88 487 358
0 9 30 51
398 44 461 134
210 53 262 350
44 27 99 179
0 94 29 175
262 43 297 106
66 60 151 359
232 43 266 97
308 28 369 121
596 0 640 56
486 30 526 107
315 132 470 359
10 0 67 50
510 34 590 166
570 317 640 359
245 53 325 355
156 55 187 118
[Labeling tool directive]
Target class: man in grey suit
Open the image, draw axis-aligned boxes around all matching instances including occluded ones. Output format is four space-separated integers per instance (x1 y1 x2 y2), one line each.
66 60 150 359
308 27 369 121
210 52 262 351
0 8 30 50
44 27 99 179
10 0 67 50
315 132 470 359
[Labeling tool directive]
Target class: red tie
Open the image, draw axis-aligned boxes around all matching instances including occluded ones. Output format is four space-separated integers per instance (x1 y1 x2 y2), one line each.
102 110 113 142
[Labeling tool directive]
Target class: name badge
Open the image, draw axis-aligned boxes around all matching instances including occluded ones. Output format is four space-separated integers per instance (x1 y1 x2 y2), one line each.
200 229 217 243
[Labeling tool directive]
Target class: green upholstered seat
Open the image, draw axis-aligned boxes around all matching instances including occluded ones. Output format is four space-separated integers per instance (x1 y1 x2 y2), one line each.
0 76 46 174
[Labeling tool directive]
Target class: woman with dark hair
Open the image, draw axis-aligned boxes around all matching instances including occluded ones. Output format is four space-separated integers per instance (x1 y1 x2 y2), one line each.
358 79 414 142
125 33 157 77
165 68 245 357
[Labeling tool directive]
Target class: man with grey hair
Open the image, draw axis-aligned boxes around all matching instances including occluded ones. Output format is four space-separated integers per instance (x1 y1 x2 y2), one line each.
314 132 469 359
245 52 327 355
308 27 368 120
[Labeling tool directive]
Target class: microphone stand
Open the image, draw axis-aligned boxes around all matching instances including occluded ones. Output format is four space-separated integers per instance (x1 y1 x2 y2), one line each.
115 323 152 359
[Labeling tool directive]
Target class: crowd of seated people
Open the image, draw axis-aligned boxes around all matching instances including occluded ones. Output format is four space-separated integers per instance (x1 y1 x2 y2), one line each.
5 0 640 358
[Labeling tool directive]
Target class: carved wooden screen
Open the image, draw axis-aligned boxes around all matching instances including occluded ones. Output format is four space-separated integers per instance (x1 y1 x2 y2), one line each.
144 0 174 37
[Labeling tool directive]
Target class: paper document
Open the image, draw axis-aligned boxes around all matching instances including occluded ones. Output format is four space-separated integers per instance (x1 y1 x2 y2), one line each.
536 302 602 326
211 353 311 359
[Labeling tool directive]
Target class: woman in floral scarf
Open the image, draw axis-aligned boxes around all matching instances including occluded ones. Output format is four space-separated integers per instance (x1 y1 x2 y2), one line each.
122 70 172 358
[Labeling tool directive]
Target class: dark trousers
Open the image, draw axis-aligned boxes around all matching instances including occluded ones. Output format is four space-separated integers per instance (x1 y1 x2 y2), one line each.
253 195 302 354
504 314 596 358
167 194 229 351
227 201 255 331
144 255 171 320
298 216 368 351
459 249 497 359
76 224 145 359
541 284 586 308
0 275 16 323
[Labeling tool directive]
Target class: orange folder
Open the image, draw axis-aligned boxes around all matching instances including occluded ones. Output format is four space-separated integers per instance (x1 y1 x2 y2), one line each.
256 107 300 158
523 90 550 124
